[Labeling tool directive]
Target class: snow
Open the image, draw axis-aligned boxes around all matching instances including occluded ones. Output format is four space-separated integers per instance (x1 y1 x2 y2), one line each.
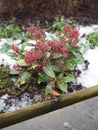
0 38 22 46
76 25 98 88
0 93 31 112
0 24 98 112
0 54 16 68
27 40 36 44
77 47 98 87
79 25 98 37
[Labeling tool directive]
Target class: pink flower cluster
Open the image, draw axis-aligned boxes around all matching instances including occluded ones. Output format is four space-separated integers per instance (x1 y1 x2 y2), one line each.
23 38 68 72
13 64 23 74
58 24 79 48
28 26 36 33
35 41 49 52
12 24 80 76
68 28 79 39
61 23 79 39
28 26 45 40
24 49 42 66
47 40 68 59
63 24 72 32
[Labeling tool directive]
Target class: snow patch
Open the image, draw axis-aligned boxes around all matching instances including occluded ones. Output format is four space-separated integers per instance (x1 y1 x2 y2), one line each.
77 47 98 87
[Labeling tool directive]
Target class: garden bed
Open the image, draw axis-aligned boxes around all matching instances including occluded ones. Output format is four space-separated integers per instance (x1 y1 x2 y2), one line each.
0 22 98 128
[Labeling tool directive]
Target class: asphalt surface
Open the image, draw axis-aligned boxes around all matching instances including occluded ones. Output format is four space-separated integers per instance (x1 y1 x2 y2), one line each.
2 96 98 130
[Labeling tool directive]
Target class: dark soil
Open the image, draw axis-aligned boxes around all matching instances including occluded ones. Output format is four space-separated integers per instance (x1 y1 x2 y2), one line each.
0 4 98 27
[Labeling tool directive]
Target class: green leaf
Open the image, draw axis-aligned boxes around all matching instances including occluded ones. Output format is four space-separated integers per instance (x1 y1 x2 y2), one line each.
38 76 43 84
58 73 63 78
0 43 10 53
7 52 17 60
22 50 27 55
10 69 18 75
38 73 48 84
86 32 98 47
50 65 61 72
42 64 55 79
52 53 62 59
45 84 51 95
65 58 78 68
64 73 76 83
21 43 26 53
50 35 60 41
17 71 31 83
57 82 67 92
75 53 84 64
70 58 78 65
44 52 50 59
17 59 28 66
66 63 75 70
32 64 39 69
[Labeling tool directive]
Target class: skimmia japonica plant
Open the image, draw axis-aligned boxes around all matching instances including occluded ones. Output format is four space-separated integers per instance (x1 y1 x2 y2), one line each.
10 24 84 95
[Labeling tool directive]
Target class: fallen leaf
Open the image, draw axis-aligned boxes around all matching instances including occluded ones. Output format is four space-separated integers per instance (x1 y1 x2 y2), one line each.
51 90 61 96
20 81 25 85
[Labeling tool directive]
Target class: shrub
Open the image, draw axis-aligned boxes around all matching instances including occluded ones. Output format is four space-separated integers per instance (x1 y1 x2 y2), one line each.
0 23 20 38
45 16 77 32
9 24 84 95
86 31 98 48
